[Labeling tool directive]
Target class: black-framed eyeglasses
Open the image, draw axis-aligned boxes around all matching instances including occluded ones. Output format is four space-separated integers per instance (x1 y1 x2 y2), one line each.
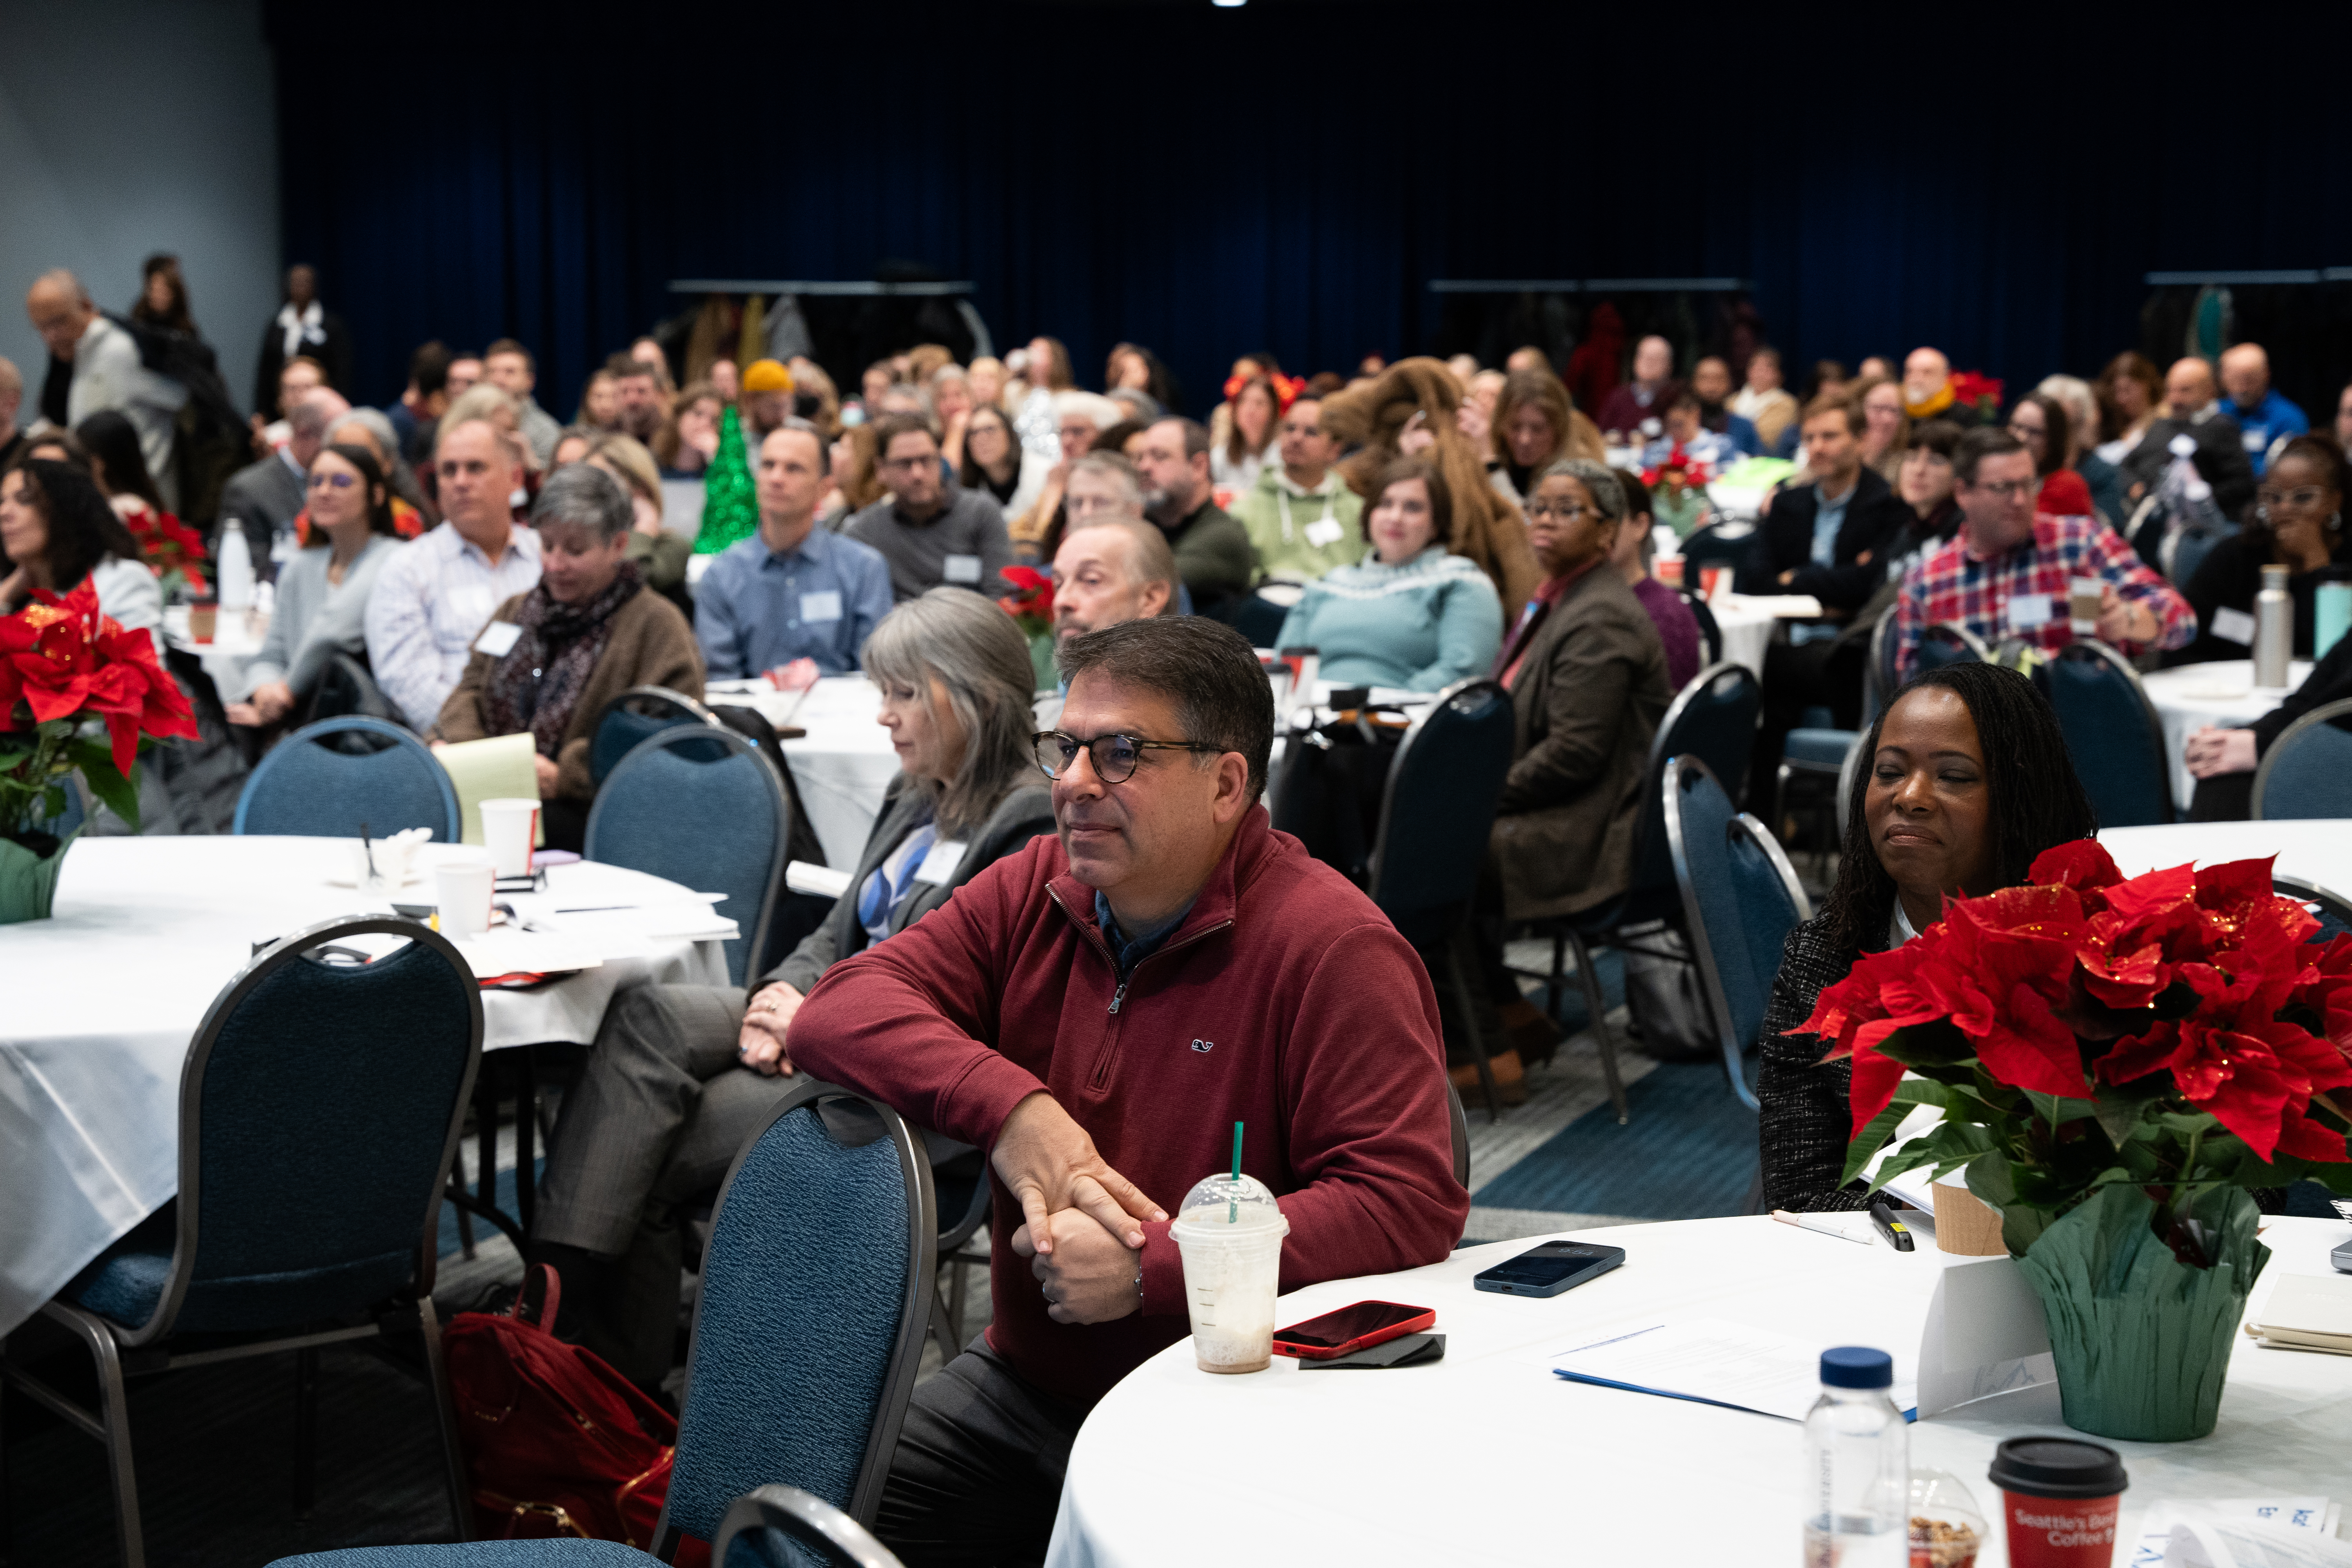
1033 730 1222 783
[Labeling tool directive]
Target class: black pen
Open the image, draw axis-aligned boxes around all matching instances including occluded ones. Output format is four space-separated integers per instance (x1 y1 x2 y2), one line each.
1868 1199 1916 1252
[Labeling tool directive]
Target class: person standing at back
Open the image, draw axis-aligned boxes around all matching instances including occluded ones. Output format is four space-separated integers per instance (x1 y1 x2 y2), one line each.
25 269 187 509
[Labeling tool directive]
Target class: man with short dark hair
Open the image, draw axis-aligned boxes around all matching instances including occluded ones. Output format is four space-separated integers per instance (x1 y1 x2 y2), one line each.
1229 396 1363 585
483 338 562 466
446 352 484 401
1688 356 1763 456
1132 417 1254 619
696 421 892 677
1892 428 2192 678
389 341 453 468
788 615 1466 1566
844 414 1015 601
609 354 666 444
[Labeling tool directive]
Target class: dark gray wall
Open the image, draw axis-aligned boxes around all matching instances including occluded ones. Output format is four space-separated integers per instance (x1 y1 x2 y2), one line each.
0 0 278 419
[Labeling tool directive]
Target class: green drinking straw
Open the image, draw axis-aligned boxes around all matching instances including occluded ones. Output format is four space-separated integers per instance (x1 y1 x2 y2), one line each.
1229 1122 1243 1222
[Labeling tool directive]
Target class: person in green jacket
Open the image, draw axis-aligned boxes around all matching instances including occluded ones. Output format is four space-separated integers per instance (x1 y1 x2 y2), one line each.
1272 457 1503 692
1135 416 1255 621
1229 394 1365 585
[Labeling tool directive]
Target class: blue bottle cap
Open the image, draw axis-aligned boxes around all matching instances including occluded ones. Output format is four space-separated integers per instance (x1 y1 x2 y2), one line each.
1819 1346 1893 1389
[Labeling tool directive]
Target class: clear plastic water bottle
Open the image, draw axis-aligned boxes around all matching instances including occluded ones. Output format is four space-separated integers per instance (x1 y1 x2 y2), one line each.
1803 1346 1908 1568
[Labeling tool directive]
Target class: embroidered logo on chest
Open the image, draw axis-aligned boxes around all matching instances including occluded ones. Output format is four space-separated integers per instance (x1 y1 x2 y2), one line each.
1190 1039 1214 1054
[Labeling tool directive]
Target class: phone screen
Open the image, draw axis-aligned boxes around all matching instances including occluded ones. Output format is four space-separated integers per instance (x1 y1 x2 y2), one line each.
1481 1244 1607 1288
1275 1300 1426 1348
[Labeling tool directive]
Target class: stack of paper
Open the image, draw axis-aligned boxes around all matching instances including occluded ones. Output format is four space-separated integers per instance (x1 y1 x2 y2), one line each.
1550 1319 1917 1422
448 928 604 984
2142 1499 2349 1566
2245 1274 2352 1355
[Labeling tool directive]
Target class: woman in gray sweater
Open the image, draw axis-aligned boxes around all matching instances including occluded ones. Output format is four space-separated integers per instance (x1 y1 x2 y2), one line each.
225 442 401 729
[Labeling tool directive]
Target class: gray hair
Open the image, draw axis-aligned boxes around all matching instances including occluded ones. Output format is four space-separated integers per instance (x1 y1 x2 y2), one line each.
1537 457 1626 522
860 586 1040 836
287 393 338 440
1105 385 1162 423
531 462 632 542
1067 451 1143 514
329 405 399 456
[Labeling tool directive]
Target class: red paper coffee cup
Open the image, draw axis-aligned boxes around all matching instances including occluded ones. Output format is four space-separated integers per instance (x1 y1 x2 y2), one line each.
1987 1437 2127 1568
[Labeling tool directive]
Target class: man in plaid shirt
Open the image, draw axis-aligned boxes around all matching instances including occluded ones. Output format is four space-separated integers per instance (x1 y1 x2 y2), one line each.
1894 428 2192 678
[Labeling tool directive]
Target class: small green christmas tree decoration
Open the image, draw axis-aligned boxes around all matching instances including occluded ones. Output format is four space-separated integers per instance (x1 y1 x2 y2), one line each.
694 404 758 554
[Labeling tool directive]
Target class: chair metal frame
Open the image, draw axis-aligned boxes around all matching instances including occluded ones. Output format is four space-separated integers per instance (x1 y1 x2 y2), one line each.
1516 659 1763 1125
1918 621 1991 670
1663 756 1813 1112
0 916 483 1568
590 684 724 784
651 1077 937 1555
2276 872 2352 939
2251 697 2352 820
1364 679 1515 1122
585 724 791 988
927 1170 993 1364
711 1483 906 1568
231 715 461 840
1677 587 1724 667
2042 639 2178 826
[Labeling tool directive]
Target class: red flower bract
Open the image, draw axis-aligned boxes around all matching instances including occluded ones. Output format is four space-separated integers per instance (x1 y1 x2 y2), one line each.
1795 841 2350 1163
0 579 199 775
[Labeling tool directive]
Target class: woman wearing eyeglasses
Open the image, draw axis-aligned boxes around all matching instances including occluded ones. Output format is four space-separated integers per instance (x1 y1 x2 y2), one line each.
530 586 1052 1392
2165 434 2352 669
224 443 403 729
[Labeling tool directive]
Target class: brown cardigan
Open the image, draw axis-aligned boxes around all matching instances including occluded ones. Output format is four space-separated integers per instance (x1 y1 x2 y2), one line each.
432 583 705 805
1490 564 1673 921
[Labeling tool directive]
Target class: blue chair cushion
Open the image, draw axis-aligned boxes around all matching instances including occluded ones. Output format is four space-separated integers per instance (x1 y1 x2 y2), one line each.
1783 728 1858 768
1796 705 1835 730
265 1542 660 1565
65 1207 176 1327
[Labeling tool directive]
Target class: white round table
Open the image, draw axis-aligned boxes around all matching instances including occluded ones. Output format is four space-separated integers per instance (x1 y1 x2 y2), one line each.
1706 594 1784 682
2098 820 2352 903
1046 1216 2352 1567
708 676 902 870
0 835 728 1341
2137 660 2312 813
160 602 270 697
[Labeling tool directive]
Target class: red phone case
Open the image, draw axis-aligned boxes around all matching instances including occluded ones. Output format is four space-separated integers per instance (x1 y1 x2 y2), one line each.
1270 1301 1437 1361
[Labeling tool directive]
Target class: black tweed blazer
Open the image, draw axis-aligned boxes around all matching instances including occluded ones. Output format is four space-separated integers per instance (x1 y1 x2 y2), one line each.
1757 913 1882 1213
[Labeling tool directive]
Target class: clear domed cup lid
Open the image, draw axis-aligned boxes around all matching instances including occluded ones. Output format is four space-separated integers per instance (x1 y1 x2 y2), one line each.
1172 1172 1285 1231
1908 1469 1987 1568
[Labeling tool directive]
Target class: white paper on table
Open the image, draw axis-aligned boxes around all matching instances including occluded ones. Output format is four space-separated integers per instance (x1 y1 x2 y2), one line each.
2247 1274 2352 1353
448 929 606 978
1549 1318 1917 1422
519 903 739 942
2154 1501 2352 1568
1914 1254 2054 1418
1719 592 1826 619
2136 1499 2335 1564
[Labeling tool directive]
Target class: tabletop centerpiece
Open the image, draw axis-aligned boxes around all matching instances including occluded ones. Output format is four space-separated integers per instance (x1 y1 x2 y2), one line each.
1804 839 2352 1441
0 579 199 922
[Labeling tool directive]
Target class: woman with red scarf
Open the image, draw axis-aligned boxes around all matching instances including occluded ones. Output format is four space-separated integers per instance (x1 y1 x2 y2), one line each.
432 465 703 849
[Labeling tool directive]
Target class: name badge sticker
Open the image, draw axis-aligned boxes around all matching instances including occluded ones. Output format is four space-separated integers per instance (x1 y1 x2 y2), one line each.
914 839 967 886
800 590 843 623
1305 517 1345 548
2211 606 2256 646
2009 593 2054 630
943 554 984 584
474 621 523 657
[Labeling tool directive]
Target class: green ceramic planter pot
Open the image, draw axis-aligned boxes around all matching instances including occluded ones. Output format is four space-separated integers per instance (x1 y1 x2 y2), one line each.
2016 1181 2266 1443
0 827 77 923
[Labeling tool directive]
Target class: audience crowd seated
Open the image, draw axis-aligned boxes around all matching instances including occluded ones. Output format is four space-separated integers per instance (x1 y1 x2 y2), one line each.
696 421 892 678
845 415 1016 603
1760 664 2096 1210
1229 394 1362 586
224 443 401 728
2165 434 2352 667
429 465 702 851
1609 471 1703 692
0 456 160 639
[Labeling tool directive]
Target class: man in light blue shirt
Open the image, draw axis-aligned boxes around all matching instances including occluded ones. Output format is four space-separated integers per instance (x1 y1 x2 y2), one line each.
696 420 891 677
2217 343 2307 477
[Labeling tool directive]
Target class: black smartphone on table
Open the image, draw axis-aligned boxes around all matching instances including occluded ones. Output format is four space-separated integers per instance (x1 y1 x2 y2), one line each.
1472 1240 1625 1298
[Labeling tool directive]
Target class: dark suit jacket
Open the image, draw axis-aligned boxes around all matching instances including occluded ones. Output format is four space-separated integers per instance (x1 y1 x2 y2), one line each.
1738 467 1910 612
764 774 1056 995
216 452 307 568
1491 565 1673 921
254 309 355 410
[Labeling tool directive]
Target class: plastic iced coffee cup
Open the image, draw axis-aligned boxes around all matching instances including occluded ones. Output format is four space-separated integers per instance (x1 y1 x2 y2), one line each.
1986 1436 2127 1568
1169 1172 1289 1374
479 797 539 880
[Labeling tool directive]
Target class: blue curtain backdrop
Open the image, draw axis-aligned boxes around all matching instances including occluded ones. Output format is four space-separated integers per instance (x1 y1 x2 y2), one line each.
266 1 2352 419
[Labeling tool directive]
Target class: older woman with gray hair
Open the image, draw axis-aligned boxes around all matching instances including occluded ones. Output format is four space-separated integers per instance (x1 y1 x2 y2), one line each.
431 463 704 849
526 585 1053 1388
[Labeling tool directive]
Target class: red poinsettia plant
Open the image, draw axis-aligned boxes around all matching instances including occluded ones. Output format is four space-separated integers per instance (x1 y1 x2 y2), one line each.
997 565 1055 637
1948 370 2005 423
0 579 199 846
1642 445 1713 495
1808 840 2352 1259
122 505 210 597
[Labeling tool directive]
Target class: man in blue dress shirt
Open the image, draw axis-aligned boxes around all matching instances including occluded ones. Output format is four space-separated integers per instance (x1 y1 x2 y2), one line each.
2217 343 2307 477
694 419 892 677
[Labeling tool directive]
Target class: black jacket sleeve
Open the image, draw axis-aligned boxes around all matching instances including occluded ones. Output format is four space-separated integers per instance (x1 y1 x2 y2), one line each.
2253 630 2352 754
1785 489 1911 612
1757 917 1877 1212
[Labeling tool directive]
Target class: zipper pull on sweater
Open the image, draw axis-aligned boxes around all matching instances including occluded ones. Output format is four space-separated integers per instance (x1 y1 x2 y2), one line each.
1109 976 1131 1014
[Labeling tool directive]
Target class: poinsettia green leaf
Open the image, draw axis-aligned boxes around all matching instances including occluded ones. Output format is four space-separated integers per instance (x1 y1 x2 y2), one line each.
1842 1100 1911 1187
68 750 139 830
2025 1091 2102 1128
1874 1019 1977 1067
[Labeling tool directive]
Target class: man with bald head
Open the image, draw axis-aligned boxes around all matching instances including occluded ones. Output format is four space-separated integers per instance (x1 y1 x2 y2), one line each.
1596 334 1679 438
1900 347 1953 421
25 268 188 506
0 356 24 472
1051 516 1176 655
2117 356 2258 530
2216 343 2306 476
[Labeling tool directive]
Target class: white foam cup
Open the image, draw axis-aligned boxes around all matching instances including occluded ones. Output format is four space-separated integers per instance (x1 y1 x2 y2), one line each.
434 858 496 938
479 798 539 879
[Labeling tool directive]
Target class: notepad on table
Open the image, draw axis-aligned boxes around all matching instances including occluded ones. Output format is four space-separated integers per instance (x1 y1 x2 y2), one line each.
2245 1274 2352 1355
1550 1318 1916 1422
434 733 542 849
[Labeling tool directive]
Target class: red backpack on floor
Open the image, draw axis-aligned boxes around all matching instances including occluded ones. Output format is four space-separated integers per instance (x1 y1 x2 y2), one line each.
442 1266 708 1566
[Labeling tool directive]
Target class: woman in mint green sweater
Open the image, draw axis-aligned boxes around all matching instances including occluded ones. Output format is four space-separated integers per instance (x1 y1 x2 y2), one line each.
1272 457 1504 691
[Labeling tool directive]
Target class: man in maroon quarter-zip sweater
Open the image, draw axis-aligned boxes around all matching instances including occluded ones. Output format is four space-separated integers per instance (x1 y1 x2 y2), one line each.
789 614 1467 1566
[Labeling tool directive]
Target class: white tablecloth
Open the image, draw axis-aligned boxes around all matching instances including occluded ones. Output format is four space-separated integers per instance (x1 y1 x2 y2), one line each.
0 835 726 1338
709 677 902 871
2100 820 2352 902
1708 595 1779 682
1047 1215 2352 1568
160 602 269 696
2138 660 2312 812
